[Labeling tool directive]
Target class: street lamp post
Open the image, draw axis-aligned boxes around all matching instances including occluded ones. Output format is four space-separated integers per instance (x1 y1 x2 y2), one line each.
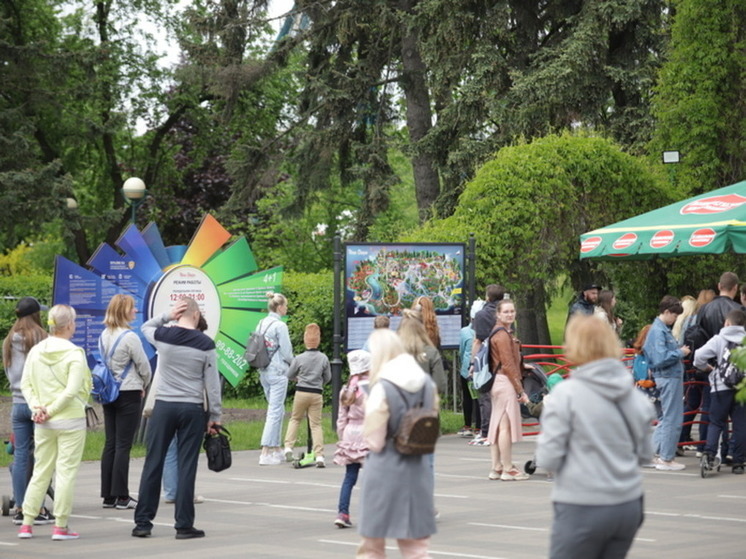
121 177 148 224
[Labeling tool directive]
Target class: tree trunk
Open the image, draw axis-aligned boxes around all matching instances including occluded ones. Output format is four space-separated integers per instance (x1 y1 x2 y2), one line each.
516 283 552 347
398 0 439 221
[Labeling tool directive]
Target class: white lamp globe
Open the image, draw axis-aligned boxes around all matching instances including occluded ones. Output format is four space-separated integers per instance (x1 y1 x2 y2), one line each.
122 177 147 200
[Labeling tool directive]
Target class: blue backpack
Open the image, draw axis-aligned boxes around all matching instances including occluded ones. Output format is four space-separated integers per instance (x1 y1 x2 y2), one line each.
472 326 507 393
632 353 649 382
91 331 133 405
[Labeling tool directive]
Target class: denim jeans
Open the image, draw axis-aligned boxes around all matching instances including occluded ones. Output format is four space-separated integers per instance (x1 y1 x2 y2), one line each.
705 390 745 464
11 403 34 509
260 371 288 447
653 375 684 461
163 435 179 501
338 463 361 515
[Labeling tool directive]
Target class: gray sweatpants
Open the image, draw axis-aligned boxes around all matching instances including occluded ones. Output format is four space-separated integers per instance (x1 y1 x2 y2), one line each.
549 497 643 559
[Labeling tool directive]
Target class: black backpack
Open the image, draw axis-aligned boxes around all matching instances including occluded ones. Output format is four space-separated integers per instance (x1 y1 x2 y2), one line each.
714 342 746 389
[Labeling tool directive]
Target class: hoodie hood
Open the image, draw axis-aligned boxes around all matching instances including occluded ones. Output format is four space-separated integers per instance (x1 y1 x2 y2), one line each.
377 353 428 393
719 325 746 344
34 336 85 366
569 357 633 403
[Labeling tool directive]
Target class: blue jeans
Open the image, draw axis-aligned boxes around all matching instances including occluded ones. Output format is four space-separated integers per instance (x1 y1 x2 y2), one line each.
705 390 745 464
11 403 34 509
653 375 684 461
163 436 179 501
259 371 288 447
338 463 361 515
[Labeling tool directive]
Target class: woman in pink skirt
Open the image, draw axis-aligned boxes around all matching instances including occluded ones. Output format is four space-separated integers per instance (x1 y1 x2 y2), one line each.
487 299 530 480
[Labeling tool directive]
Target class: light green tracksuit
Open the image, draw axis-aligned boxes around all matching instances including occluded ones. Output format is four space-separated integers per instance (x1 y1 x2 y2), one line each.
21 336 91 529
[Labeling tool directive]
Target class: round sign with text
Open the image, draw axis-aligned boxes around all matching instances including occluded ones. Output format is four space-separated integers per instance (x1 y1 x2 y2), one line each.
650 230 674 249
680 194 746 215
612 233 637 250
581 236 602 253
688 228 716 248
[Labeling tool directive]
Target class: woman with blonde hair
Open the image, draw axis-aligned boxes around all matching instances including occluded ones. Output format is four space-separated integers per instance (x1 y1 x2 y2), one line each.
2 297 52 525
99 294 152 510
19 305 91 540
413 296 440 349
487 298 530 481
536 315 655 559
356 329 438 558
672 295 696 343
256 292 294 465
397 309 446 392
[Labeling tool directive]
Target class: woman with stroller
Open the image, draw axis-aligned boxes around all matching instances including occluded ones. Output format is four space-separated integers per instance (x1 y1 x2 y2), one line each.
2 297 54 525
536 315 655 559
99 294 152 510
19 304 91 540
487 299 530 481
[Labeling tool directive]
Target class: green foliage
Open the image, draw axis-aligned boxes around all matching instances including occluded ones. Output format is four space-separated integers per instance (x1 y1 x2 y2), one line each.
649 0 746 193
406 133 677 340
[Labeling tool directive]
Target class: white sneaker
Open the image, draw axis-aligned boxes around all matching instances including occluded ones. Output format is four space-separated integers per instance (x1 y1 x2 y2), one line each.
655 460 685 471
642 456 661 468
284 448 294 462
259 452 281 466
315 456 326 468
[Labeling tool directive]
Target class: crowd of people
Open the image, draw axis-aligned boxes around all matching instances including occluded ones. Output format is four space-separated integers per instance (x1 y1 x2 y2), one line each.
3 269 746 557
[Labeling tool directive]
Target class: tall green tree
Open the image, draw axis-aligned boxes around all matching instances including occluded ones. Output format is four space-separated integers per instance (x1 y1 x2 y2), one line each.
649 0 746 193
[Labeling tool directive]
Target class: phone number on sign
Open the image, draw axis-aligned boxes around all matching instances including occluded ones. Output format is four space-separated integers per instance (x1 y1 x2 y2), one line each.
216 339 248 370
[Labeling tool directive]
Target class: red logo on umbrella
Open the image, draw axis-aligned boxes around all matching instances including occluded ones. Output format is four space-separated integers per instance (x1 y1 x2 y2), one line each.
680 194 746 215
650 230 674 249
689 228 716 248
580 236 602 253
612 233 637 250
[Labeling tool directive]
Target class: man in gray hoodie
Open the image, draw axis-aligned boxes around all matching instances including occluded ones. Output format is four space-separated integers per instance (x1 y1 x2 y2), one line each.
693 309 746 474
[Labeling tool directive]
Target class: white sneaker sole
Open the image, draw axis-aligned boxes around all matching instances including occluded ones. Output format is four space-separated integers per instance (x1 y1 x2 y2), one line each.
52 534 80 541
18 532 32 539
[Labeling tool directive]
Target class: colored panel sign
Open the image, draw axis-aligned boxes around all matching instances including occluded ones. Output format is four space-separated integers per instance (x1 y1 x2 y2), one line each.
181 214 232 268
52 214 279 385
202 237 259 285
345 244 464 350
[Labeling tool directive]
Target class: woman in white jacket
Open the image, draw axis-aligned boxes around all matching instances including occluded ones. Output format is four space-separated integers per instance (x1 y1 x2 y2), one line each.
536 315 655 559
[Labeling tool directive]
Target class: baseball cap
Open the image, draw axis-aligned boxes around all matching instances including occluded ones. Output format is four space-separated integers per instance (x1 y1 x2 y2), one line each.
15 297 48 318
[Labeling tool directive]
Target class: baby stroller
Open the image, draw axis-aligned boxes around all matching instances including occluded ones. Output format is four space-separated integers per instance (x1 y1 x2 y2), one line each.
2 433 55 518
520 363 549 419
522 370 564 476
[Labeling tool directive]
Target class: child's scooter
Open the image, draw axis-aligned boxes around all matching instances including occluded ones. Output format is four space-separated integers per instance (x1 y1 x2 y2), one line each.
292 414 317 469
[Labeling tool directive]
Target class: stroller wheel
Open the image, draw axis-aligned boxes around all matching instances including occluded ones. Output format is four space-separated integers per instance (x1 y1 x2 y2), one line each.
2 495 10 516
524 460 536 475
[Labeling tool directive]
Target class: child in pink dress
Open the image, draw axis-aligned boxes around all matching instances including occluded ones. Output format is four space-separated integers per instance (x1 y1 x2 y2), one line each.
333 350 370 528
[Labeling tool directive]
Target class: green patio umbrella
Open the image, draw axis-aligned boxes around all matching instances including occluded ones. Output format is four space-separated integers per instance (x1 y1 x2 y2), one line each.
579 180 746 260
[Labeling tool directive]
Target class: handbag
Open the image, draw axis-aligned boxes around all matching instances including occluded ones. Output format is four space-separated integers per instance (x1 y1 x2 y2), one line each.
203 425 232 472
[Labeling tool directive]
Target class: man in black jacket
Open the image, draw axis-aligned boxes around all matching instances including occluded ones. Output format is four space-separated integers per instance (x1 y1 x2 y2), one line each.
698 272 742 340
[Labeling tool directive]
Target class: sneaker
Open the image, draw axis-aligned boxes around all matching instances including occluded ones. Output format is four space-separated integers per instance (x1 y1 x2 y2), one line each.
675 447 685 457
164 497 176 504
316 456 326 468
695 451 703 458
655 460 685 471
682 444 698 451
643 456 661 468
17 525 32 539
259 452 281 466
488 469 502 480
457 426 473 437
733 465 745 475
116 497 137 510
473 438 491 446
468 435 485 446
34 508 55 525
501 467 530 481
175 527 205 539
132 525 152 538
52 526 80 541
284 447 294 462
334 513 352 528
12 511 23 525
194 495 205 504
102 498 116 508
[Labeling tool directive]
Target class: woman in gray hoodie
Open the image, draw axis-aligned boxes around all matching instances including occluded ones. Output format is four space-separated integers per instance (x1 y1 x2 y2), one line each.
536 315 655 559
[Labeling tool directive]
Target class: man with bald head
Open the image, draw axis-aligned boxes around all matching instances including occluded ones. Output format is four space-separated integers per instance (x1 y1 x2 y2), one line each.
133 297 221 540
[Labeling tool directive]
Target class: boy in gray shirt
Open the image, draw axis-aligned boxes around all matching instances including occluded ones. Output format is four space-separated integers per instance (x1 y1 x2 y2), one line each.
283 323 331 466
